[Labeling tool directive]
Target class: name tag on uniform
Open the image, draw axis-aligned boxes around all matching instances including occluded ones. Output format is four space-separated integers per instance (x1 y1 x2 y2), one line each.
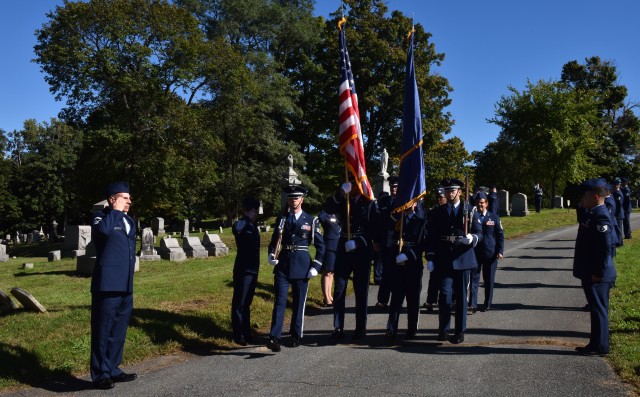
114 226 123 230
486 220 495 226
301 225 311 231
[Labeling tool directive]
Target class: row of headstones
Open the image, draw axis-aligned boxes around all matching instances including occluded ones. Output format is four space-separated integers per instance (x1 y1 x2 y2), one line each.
150 217 227 237
4 228 46 245
497 191 569 216
141 228 229 262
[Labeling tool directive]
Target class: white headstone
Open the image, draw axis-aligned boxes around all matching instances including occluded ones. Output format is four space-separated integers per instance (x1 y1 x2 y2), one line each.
183 237 209 259
158 237 187 262
202 232 229 257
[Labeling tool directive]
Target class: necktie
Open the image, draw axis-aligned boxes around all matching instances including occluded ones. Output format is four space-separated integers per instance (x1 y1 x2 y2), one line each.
287 214 296 230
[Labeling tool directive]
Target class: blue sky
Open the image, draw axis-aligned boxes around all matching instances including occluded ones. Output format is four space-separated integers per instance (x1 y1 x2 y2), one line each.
1 1 639 154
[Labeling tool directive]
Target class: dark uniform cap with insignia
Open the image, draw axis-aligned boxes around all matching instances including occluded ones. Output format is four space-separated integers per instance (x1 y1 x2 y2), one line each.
283 185 308 198
436 187 445 197
614 177 621 185
441 178 464 191
105 181 130 197
241 197 261 211
580 178 607 192
475 191 488 201
387 175 399 186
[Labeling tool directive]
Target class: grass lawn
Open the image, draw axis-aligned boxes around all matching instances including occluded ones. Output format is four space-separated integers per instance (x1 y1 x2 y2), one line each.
609 236 640 394
0 208 636 392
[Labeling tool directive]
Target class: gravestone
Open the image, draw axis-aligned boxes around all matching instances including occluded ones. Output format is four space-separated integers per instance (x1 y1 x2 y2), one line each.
31 230 41 243
0 244 8 262
202 232 229 257
511 193 530 216
258 225 270 232
183 237 209 259
158 237 187 262
152 217 165 236
14 231 20 244
76 241 97 275
0 288 18 312
64 225 92 258
181 219 189 238
10 287 47 313
498 190 510 217
139 227 161 261
48 250 61 262
553 196 564 209
373 148 390 196
23 263 34 269
51 220 59 241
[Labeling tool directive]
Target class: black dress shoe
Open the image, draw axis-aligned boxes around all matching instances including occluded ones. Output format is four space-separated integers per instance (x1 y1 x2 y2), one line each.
450 333 464 344
480 305 490 312
290 336 300 348
404 330 417 340
94 378 115 389
385 330 397 339
467 307 477 315
425 303 434 313
234 337 248 346
111 372 137 383
352 329 366 340
575 345 607 356
437 332 448 341
267 337 281 352
328 329 345 342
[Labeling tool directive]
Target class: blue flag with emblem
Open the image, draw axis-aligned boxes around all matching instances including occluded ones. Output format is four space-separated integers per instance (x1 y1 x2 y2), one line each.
394 29 426 213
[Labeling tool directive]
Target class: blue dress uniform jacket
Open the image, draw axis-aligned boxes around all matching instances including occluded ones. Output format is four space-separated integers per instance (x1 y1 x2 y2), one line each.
325 189 379 334
386 212 427 335
470 211 504 310
621 185 633 239
426 202 482 337
317 209 340 273
488 192 499 215
573 204 617 353
613 189 625 220
604 196 622 250
231 216 260 343
267 210 325 342
90 207 137 383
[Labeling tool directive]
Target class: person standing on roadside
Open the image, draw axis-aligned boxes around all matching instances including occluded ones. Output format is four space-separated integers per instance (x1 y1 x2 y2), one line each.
231 197 261 346
573 178 616 356
90 182 138 390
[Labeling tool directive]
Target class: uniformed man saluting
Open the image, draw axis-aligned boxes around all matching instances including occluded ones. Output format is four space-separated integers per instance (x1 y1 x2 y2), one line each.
425 178 482 344
266 185 325 352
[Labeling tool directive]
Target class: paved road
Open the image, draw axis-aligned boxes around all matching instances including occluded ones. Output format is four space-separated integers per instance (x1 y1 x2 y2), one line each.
7 214 639 396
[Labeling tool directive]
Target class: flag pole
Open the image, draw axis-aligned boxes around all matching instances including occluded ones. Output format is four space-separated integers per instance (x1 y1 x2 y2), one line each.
345 165 351 240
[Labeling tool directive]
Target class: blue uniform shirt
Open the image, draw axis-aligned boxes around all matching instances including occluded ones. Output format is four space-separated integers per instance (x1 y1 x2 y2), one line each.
232 215 260 275
573 204 617 282
474 210 504 261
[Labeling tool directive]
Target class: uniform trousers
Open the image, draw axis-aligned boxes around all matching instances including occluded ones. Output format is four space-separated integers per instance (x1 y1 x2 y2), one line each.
581 280 613 353
376 248 393 305
623 213 632 238
438 267 470 335
333 247 371 332
469 258 498 309
386 263 423 333
269 269 308 340
90 292 133 382
425 268 440 305
231 272 257 341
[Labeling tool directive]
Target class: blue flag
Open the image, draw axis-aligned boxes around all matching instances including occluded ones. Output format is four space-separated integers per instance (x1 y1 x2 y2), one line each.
394 30 426 213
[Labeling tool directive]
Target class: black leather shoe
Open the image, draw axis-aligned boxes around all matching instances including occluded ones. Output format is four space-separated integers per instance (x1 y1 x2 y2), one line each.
404 330 417 340
575 345 607 356
267 337 281 352
385 330 397 339
328 329 345 342
375 302 388 310
437 332 448 341
234 337 248 346
352 329 366 340
94 378 115 389
290 336 300 348
450 333 464 344
468 307 477 315
480 305 490 312
425 303 434 313
111 372 137 383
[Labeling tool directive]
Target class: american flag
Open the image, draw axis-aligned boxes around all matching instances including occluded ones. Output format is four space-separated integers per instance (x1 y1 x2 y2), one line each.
338 21 374 201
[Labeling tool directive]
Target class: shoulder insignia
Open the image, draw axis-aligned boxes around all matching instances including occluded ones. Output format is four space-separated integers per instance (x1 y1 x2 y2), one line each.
93 217 102 225
597 225 608 232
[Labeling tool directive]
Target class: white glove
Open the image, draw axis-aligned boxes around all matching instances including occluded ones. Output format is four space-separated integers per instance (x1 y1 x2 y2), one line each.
345 239 356 252
427 260 435 272
396 253 408 264
341 182 352 194
459 233 474 245
268 253 279 266
307 268 319 278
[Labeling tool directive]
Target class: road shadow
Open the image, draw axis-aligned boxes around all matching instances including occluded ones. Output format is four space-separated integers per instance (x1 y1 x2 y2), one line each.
522 246 575 250
495 282 581 289
499 266 571 272
510 255 574 260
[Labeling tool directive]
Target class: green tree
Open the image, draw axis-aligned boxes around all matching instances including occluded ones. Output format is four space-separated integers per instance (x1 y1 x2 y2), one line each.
424 136 473 206
485 80 600 201
0 130 21 235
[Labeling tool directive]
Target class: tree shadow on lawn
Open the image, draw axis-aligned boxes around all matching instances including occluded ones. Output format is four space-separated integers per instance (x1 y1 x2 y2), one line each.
13 270 82 278
0 342 93 393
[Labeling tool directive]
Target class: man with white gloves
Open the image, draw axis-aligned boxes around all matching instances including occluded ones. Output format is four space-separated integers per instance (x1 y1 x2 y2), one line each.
324 181 379 341
266 185 325 352
384 201 427 340
425 178 482 344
